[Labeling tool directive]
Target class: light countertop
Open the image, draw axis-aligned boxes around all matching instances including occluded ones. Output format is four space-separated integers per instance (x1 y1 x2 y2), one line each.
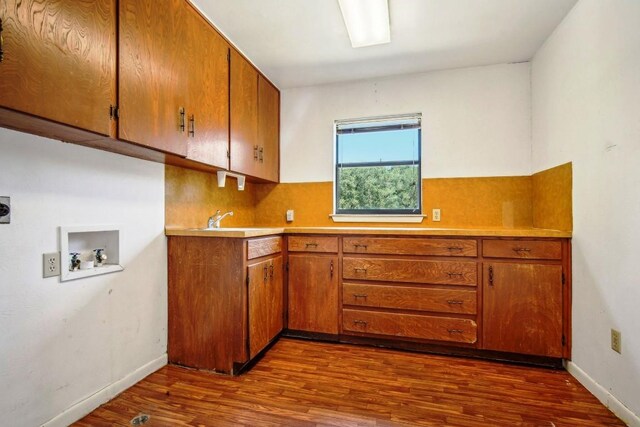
165 226 571 238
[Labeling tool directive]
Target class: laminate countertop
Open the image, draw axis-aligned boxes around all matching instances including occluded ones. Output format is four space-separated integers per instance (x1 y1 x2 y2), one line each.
165 226 572 239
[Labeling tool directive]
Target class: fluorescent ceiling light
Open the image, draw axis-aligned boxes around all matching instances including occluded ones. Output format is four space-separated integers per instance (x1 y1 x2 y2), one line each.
338 0 390 48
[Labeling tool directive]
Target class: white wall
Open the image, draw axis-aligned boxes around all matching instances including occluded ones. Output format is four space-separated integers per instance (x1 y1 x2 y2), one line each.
0 128 168 426
532 0 640 422
280 62 532 183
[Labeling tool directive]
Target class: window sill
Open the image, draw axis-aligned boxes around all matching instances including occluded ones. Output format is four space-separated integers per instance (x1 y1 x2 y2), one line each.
330 214 426 224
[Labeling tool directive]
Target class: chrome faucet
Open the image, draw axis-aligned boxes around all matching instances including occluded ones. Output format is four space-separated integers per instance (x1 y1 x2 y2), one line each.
207 210 234 229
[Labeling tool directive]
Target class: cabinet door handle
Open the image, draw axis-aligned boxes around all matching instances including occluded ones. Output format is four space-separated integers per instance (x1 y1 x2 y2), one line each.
263 265 268 283
330 260 334 278
447 329 464 334
0 18 4 63
353 293 368 300
259 146 264 162
254 145 259 160
354 267 367 274
446 300 463 305
353 320 367 327
488 265 494 286
188 114 195 137
179 108 185 132
269 263 274 279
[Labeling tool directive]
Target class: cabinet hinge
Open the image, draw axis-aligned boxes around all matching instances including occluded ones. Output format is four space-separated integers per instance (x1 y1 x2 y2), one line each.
562 335 566 346
109 105 119 120
562 272 565 285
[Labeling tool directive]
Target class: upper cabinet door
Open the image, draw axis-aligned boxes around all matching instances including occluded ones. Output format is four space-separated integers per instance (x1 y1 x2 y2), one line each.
230 49 258 177
118 0 189 156
0 0 116 136
184 7 229 169
257 76 280 182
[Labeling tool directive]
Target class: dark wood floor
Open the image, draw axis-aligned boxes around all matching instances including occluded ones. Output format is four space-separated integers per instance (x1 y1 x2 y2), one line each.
75 338 623 426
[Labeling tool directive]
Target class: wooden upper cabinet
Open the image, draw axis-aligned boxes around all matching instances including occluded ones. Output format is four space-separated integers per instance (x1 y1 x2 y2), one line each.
118 0 189 156
0 0 116 136
230 49 258 177
257 75 280 182
184 7 229 169
483 262 563 357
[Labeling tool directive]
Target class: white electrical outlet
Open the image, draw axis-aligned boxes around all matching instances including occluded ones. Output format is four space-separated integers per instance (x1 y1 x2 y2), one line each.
432 209 441 222
43 252 61 278
286 209 294 222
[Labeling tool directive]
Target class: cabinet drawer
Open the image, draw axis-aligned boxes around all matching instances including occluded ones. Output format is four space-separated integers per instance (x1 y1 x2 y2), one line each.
483 239 562 260
343 237 477 257
343 283 477 314
288 236 338 253
247 236 282 260
343 258 477 286
343 309 477 344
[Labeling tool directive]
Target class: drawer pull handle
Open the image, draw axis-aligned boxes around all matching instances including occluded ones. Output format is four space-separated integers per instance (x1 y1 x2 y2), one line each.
354 267 367 274
330 260 334 278
353 244 368 251
488 265 494 286
353 293 368 300
447 329 464 334
446 300 463 305
513 247 532 253
446 272 464 278
353 320 368 327
447 246 463 251
305 242 318 248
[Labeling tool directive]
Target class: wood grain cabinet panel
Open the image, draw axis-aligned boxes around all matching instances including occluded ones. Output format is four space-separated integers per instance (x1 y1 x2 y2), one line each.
483 239 562 260
230 49 258 177
343 257 477 286
248 256 283 358
184 7 229 169
257 75 280 182
343 237 477 257
0 0 116 136
119 0 189 155
288 254 339 334
343 309 477 344
247 236 282 260
288 236 339 253
483 262 563 357
343 283 477 315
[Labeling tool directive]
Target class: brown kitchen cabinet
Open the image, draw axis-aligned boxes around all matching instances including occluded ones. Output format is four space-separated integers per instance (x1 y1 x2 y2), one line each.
168 235 283 374
230 50 280 182
184 8 230 169
248 255 284 358
482 261 564 357
0 0 116 137
288 253 340 335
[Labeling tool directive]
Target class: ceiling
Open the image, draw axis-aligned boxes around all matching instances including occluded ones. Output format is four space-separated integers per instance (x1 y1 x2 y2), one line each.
192 0 578 89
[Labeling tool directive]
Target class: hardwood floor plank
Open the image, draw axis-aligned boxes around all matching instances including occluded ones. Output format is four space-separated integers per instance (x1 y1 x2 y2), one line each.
74 338 624 427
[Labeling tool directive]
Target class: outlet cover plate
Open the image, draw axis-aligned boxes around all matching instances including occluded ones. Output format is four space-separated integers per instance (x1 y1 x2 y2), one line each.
611 329 622 354
0 196 10 224
43 252 61 278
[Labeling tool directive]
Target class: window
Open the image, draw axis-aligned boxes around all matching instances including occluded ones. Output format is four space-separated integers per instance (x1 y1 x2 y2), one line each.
335 114 421 215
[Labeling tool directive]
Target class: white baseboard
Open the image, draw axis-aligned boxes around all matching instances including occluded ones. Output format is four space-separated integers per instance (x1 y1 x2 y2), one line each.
42 354 167 427
566 361 640 427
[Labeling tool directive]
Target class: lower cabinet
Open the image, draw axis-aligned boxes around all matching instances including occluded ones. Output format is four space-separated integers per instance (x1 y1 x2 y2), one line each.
482 262 564 357
168 235 283 374
287 253 339 334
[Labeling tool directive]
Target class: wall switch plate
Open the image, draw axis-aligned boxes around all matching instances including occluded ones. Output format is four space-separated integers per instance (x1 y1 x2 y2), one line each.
0 196 10 224
611 329 622 354
286 209 294 222
432 209 441 222
43 252 61 278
